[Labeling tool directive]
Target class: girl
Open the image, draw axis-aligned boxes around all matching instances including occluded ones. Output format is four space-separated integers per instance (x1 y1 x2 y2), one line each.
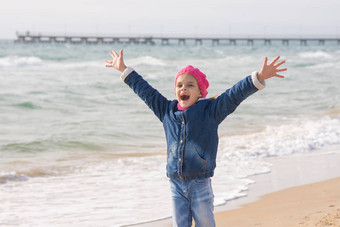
105 50 286 227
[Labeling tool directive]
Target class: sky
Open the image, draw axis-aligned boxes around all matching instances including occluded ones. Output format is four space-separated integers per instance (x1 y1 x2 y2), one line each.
1 0 340 39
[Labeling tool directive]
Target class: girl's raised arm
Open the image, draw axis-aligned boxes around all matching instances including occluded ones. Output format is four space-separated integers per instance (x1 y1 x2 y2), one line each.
105 49 170 122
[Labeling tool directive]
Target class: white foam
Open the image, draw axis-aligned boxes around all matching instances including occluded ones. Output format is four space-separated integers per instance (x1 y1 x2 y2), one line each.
206 115 340 218
130 56 167 66
308 62 338 69
0 56 105 70
52 60 104 69
0 155 170 227
299 51 332 59
0 56 43 67
219 116 340 159
0 172 28 184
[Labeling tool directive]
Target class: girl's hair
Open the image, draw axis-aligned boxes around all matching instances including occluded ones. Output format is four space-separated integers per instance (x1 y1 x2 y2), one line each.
208 94 219 101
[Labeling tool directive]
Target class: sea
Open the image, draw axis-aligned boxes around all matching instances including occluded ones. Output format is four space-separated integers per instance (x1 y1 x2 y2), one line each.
1 39 340 226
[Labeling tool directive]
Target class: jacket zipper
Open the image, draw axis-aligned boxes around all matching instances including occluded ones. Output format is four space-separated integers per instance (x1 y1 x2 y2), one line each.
179 112 185 179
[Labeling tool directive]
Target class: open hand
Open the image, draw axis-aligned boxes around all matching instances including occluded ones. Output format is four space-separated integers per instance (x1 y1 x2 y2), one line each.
105 49 127 73
258 56 287 82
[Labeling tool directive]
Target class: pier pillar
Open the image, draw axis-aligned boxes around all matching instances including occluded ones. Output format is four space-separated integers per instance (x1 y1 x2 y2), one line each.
300 40 307 46
195 39 202 46
143 37 154 45
178 39 186 45
129 38 138 44
264 39 271 45
247 40 254 46
318 40 325 45
282 40 289 45
212 39 219 46
161 39 169 45
30 37 36 43
229 39 236 45
50 37 57 43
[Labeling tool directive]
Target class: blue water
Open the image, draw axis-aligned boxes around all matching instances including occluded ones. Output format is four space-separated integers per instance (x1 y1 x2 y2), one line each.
1 40 340 226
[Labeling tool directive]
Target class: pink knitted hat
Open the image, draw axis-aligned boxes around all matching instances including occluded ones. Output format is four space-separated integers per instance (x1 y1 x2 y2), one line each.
175 65 209 98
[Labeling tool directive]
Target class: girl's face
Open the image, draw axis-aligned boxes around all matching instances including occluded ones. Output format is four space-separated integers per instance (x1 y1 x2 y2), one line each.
175 73 201 109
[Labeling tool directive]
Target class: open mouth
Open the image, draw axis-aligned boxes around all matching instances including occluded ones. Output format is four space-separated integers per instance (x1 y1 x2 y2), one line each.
180 95 190 101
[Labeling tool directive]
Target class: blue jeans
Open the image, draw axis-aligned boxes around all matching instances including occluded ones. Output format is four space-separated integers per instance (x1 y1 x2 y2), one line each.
169 178 215 227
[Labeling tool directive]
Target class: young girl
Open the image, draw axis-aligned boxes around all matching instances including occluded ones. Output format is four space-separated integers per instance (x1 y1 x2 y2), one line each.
105 50 286 227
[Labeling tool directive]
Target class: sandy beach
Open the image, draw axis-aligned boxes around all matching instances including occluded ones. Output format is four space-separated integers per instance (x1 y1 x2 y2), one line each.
214 177 340 226
131 146 340 227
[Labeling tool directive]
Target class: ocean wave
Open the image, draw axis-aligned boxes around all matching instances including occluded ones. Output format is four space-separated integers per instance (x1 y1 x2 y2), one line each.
0 172 29 184
299 51 332 59
130 56 166 66
0 55 104 69
219 116 340 159
0 56 43 67
49 60 103 69
0 165 80 184
212 115 340 206
308 61 340 69
13 102 41 109
1 139 104 153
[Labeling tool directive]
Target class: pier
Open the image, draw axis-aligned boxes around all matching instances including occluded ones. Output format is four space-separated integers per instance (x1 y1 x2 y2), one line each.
16 31 340 46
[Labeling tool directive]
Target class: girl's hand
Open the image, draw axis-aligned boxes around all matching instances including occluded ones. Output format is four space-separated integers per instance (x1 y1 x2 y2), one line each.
105 49 127 73
258 56 287 82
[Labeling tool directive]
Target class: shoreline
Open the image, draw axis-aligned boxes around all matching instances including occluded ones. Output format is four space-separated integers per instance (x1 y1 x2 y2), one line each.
128 145 340 227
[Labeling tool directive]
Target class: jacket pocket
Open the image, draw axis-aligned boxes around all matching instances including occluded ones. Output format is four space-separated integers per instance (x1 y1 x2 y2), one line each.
183 146 207 176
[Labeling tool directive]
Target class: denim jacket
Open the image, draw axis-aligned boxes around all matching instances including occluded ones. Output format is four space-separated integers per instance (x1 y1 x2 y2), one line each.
121 67 265 180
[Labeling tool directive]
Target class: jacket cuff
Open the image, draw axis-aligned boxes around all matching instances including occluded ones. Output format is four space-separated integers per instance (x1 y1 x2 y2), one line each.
120 66 135 82
251 71 266 90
